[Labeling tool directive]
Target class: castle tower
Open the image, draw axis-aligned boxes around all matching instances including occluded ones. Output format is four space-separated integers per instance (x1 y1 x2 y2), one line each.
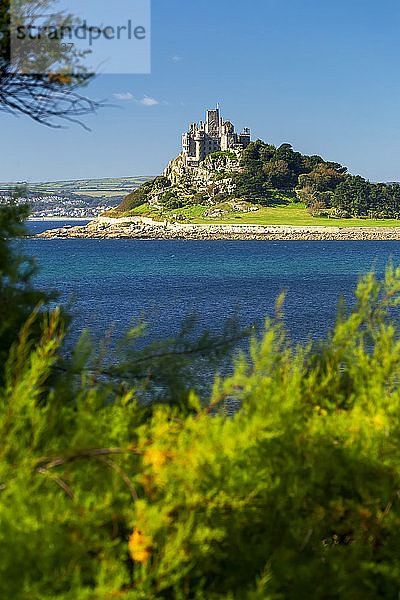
238 127 251 149
205 107 220 137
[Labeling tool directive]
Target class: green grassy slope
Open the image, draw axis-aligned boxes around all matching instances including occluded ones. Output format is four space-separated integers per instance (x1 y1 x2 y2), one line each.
194 203 400 227
118 201 400 228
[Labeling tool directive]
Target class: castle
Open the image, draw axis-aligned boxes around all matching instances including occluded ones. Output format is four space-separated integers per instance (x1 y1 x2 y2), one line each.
181 105 251 167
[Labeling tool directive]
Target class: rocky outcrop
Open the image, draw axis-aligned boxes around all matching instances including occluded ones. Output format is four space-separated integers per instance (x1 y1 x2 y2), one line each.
163 149 241 187
34 217 400 241
111 148 248 216
203 200 259 219
146 150 244 208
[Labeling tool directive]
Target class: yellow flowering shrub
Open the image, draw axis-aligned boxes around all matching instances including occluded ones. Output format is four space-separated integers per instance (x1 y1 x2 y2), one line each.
128 529 152 563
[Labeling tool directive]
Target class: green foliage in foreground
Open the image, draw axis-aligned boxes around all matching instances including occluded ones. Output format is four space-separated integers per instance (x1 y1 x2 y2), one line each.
0 203 58 382
5 206 400 597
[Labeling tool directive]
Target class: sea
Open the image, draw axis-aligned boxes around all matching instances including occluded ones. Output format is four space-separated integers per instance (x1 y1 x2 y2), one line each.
24 220 400 348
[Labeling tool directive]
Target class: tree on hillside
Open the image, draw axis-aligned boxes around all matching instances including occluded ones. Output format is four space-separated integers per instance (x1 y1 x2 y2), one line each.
240 139 266 162
383 183 400 217
258 142 276 163
298 165 345 193
301 154 325 172
235 171 267 200
333 175 373 215
324 161 348 174
263 159 296 189
273 143 304 175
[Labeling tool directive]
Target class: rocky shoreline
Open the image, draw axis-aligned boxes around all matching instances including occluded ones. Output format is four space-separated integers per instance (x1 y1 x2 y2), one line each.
33 216 400 241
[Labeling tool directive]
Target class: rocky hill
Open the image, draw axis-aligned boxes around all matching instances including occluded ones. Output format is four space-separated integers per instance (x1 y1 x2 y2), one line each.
110 136 400 222
109 137 345 221
111 149 248 216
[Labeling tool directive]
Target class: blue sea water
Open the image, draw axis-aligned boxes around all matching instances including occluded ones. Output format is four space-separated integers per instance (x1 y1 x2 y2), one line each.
24 220 400 345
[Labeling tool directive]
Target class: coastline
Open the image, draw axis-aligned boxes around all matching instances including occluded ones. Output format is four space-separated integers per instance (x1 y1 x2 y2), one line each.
27 217 93 222
32 216 400 240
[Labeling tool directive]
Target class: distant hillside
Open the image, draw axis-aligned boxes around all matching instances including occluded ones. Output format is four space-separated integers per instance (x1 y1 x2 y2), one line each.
0 176 155 218
0 176 154 201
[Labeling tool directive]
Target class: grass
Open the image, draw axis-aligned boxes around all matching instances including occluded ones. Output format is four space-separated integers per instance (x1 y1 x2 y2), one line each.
116 202 400 228
191 203 400 227
163 205 208 219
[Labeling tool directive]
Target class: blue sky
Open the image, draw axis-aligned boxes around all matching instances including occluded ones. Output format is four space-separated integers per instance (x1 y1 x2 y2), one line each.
3 0 400 182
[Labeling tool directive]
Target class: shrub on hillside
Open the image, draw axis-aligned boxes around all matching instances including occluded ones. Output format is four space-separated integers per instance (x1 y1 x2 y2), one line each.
117 176 170 213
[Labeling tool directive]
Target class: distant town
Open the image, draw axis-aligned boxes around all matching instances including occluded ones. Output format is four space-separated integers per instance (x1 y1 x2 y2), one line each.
0 176 153 218
0 194 111 219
